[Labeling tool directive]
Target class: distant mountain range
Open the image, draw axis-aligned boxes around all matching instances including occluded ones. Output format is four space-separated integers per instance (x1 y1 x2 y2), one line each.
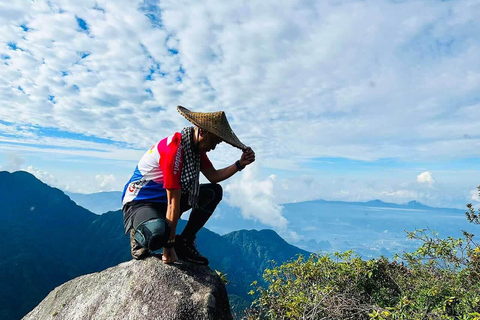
65 190 123 214
0 171 307 320
65 190 448 216
65 188 474 259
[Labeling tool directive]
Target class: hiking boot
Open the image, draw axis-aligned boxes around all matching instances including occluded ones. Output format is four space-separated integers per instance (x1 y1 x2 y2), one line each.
175 235 209 265
130 229 150 260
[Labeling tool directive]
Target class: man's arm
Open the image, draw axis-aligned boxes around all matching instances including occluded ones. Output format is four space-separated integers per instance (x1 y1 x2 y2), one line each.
201 163 235 184
163 188 181 264
202 147 255 183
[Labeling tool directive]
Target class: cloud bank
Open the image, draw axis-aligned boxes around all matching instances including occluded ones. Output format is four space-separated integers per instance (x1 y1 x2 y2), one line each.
0 0 479 165
224 165 287 229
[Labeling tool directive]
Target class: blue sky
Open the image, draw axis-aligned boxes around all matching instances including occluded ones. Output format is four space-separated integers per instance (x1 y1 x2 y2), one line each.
1 0 480 227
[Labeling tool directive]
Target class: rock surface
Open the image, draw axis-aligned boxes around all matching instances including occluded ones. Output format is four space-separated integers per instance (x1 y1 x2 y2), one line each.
23 257 233 320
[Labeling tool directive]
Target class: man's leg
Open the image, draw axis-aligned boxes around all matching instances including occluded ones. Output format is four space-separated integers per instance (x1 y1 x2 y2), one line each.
130 228 150 260
176 183 223 265
129 202 168 260
182 183 223 239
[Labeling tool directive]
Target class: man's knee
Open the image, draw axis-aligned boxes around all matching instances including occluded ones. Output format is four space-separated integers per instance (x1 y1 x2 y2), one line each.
211 183 223 202
198 183 223 210
134 218 171 252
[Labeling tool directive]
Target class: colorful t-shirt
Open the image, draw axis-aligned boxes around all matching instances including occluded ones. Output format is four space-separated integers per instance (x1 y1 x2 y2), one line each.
121 132 213 206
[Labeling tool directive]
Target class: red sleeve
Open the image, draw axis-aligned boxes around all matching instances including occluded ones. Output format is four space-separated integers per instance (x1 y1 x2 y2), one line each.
159 133 183 189
200 152 213 170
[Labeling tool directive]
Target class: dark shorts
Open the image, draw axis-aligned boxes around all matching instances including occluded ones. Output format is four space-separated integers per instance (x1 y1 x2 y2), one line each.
122 183 223 234
129 202 167 231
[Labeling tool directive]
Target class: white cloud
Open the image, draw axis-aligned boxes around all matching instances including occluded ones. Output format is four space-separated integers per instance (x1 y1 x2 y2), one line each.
471 189 480 202
224 164 287 229
2 152 25 171
283 230 303 243
26 165 59 187
95 174 117 191
417 171 435 185
23 165 126 194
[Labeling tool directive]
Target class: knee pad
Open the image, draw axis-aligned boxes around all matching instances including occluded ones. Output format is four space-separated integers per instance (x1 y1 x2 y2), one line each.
134 218 171 252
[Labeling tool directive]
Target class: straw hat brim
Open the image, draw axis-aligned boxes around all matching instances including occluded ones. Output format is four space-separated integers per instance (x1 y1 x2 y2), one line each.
177 106 247 151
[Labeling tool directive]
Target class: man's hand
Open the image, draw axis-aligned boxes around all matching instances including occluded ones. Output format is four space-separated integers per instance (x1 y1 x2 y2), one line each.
162 247 178 264
239 147 255 168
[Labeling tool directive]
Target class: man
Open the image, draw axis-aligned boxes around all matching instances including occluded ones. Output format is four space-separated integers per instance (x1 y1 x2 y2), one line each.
122 106 255 265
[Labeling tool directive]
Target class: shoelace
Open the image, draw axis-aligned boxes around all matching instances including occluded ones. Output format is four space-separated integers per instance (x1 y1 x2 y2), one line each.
186 241 200 254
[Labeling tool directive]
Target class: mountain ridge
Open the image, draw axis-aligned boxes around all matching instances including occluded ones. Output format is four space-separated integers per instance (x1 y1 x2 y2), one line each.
0 171 307 320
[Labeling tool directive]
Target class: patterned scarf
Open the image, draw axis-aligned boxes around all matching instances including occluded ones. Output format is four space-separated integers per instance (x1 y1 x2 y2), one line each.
180 126 201 208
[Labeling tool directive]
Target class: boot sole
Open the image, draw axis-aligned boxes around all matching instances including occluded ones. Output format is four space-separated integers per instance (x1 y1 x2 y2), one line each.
178 256 209 266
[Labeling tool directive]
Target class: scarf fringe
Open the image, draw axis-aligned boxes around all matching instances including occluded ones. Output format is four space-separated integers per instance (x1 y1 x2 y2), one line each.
180 126 200 208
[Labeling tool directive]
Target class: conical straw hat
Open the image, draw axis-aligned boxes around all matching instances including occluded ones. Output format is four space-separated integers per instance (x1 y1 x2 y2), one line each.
177 106 247 151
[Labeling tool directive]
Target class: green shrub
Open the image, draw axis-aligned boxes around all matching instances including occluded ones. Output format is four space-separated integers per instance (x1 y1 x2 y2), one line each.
245 187 480 320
